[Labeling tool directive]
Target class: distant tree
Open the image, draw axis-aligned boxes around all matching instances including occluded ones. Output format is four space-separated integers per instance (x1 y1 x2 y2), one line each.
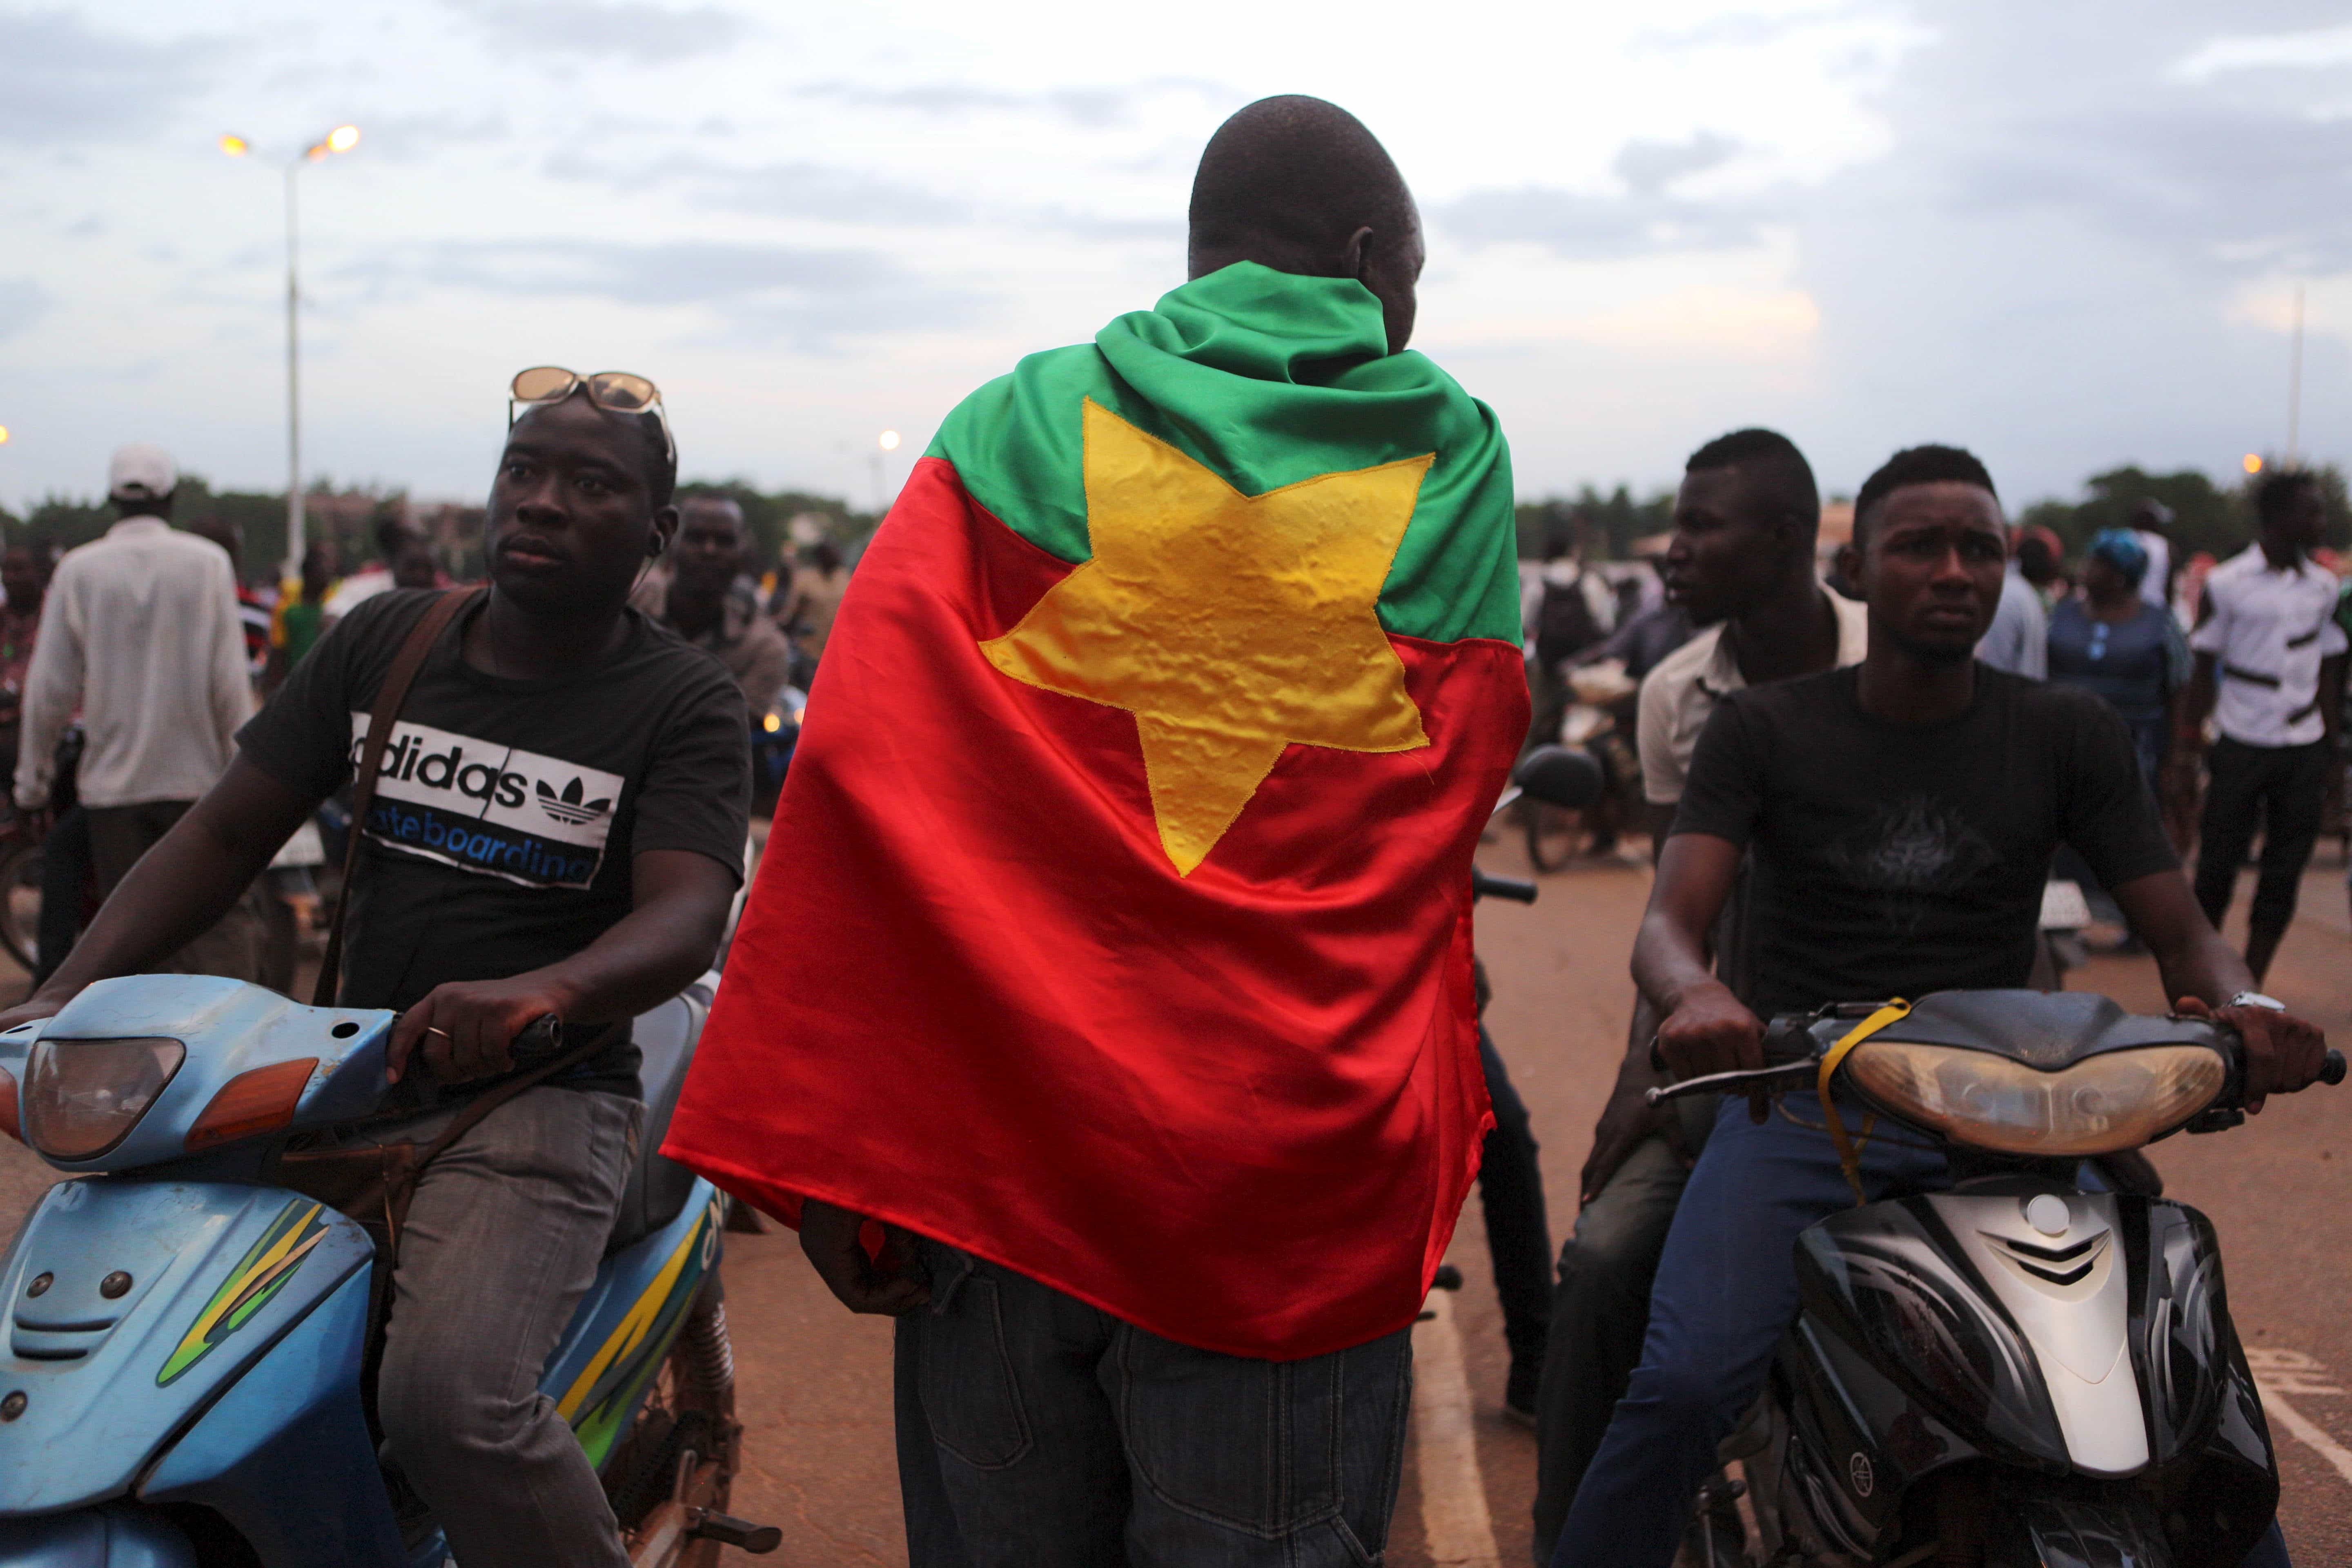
1515 488 1674 559
2017 462 2349 565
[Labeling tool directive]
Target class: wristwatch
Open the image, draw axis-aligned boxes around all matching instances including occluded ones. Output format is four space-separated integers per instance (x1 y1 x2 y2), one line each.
2225 991 2286 1013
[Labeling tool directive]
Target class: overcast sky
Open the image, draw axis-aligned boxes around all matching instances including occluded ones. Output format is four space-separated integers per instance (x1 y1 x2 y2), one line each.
2 0 2346 519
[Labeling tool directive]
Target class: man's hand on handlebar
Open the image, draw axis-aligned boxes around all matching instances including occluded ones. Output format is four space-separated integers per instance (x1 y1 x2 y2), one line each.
0 994 63 1037
1656 980 1770 1123
2175 996 2329 1115
390 976 576 1085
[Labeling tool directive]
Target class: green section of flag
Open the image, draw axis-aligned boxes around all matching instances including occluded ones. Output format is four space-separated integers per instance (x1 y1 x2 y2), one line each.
929 262 1522 647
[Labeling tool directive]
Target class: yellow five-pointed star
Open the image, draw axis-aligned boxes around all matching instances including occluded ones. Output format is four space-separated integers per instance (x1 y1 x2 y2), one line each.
982 398 1434 876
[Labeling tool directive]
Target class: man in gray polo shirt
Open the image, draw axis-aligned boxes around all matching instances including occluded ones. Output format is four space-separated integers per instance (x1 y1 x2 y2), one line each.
1532 428 1866 1560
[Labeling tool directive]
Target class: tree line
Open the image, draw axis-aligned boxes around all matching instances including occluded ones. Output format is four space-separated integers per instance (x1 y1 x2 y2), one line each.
1517 462 2352 562
1 477 880 586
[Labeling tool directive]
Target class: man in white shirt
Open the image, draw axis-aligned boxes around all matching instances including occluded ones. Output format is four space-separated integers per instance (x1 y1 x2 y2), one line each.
1973 530 2048 679
2130 497 2176 612
1531 428 1868 1561
15 444 260 978
2181 469 2348 982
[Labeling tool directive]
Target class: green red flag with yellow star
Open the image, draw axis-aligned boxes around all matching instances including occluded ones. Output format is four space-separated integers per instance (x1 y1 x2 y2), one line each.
667 262 1528 1358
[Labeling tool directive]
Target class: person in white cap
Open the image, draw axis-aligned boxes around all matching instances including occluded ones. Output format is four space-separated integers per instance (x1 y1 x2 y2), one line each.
13 443 261 977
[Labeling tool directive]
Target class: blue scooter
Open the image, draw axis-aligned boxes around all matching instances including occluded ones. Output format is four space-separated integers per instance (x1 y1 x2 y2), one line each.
0 972 776 1566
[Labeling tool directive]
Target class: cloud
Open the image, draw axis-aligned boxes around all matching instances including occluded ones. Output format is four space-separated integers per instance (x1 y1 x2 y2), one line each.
1613 133 1741 197
1935 104 2352 273
0 11 216 146
440 0 751 62
349 239 989 347
544 149 972 226
2173 22 2352 80
1633 7 1864 52
1439 187 1768 260
1432 286 1820 359
0 279 54 341
797 77 1227 129
541 148 1178 243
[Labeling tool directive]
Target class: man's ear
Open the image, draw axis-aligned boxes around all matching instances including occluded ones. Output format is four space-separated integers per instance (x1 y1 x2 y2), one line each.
650 506 680 558
1341 225 1374 281
1835 540 1864 590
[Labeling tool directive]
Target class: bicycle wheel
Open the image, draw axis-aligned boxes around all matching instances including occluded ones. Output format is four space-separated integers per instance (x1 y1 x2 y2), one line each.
0 839 42 977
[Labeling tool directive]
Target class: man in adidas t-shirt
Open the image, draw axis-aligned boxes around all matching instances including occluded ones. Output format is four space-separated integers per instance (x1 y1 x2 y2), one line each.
1 373 750 1568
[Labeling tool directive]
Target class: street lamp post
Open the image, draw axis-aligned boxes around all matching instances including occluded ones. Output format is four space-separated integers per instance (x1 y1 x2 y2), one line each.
221 125 359 578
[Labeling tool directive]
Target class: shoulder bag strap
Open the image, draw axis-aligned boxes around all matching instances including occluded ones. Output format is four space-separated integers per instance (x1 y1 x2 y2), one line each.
313 586 486 1007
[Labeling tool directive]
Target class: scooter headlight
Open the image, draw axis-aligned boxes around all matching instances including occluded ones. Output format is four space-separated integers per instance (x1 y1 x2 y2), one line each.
1846 1041 2225 1156
22 1036 185 1160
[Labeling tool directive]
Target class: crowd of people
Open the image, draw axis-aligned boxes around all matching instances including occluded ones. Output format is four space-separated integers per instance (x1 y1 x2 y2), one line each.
0 89 2345 1568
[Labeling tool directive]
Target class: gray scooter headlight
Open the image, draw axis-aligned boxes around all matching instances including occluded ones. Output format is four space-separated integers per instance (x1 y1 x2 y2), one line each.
1845 1041 2225 1155
22 1036 185 1160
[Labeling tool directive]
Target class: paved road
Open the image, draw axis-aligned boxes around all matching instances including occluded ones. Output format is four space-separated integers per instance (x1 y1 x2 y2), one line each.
0 848 2345 1564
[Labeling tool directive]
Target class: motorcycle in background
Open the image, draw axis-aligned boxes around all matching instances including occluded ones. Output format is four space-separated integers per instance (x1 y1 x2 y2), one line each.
1524 662 1642 872
0 973 778 1567
1650 989 2345 1567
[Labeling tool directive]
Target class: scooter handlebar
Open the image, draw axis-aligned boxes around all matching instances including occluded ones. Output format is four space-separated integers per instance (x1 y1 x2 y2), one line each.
1471 870 1539 905
511 1013 564 1062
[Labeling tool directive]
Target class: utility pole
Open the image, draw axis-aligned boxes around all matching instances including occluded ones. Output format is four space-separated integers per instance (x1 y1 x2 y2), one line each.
286 160 304 579
2286 282 2305 466
222 125 359 578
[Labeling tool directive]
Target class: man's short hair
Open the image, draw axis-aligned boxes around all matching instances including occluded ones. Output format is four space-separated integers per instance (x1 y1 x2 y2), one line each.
1189 96 1415 275
1853 444 1998 549
2254 467 2318 526
1684 428 1820 532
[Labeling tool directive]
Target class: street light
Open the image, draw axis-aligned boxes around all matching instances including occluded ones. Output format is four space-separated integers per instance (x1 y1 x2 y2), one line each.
221 123 361 577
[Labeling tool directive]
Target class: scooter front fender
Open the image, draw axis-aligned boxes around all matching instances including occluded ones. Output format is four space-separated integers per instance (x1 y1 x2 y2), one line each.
0 1181 372 1515
0 1505 198 1568
138 1266 406 1567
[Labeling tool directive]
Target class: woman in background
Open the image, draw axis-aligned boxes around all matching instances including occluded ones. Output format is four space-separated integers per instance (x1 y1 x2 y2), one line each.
2048 527 2191 783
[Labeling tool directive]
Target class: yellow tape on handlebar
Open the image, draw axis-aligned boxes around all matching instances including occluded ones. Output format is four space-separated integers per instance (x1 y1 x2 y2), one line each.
1817 1000 1911 1207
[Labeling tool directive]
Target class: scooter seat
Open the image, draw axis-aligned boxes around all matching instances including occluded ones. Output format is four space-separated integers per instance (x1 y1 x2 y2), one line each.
605 987 709 1256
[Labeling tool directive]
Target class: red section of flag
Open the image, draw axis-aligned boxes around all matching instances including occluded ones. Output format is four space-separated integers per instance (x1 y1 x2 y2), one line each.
666 456 1527 1358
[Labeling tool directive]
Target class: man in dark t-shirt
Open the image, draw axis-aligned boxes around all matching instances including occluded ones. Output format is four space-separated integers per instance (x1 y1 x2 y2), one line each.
0 372 750 1568
1550 446 2330 1568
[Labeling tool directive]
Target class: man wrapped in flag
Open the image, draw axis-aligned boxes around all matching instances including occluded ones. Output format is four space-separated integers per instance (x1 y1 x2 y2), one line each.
667 95 1528 1564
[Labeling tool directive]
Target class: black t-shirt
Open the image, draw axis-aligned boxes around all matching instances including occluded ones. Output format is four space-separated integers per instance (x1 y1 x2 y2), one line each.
238 590 751 1096
1670 664 2178 1020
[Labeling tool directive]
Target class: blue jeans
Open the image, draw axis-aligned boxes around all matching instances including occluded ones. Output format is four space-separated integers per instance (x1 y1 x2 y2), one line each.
1552 1097 1945 1568
895 1241 1413 1568
1550 1098 2293 1568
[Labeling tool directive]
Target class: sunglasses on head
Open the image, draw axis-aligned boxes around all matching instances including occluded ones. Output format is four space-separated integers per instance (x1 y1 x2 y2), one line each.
508 366 675 464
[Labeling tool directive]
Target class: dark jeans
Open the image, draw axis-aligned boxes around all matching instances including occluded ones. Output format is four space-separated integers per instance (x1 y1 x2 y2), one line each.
1552 1098 1948 1568
1546 1103 2293 1568
1478 1027 1551 1408
2193 737 2329 964
33 806 89 986
1528 1129 1695 1563
85 799 262 982
895 1241 1412 1568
